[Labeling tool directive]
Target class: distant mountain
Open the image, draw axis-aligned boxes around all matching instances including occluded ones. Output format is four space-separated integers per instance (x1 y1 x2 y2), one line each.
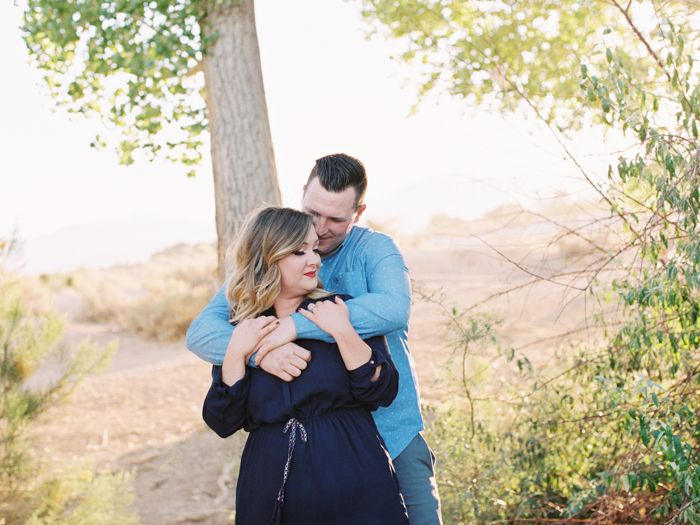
18 215 216 274
365 173 534 233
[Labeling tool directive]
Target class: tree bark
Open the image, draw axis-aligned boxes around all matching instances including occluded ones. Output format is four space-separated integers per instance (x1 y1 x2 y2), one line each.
201 0 281 278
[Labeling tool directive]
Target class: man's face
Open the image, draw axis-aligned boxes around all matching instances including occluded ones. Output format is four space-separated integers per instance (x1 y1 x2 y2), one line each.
301 177 366 256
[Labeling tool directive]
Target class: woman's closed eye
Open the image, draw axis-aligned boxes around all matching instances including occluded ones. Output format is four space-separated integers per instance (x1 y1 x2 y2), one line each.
292 248 320 256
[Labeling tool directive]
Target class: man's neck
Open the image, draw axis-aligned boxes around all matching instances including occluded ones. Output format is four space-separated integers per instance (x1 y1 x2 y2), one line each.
319 228 354 259
320 242 343 259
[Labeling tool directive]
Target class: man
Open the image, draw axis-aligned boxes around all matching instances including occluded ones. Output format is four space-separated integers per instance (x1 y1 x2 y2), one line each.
186 153 442 525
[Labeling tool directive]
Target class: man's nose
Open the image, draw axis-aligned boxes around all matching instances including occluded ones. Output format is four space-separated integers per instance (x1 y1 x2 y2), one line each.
313 216 328 234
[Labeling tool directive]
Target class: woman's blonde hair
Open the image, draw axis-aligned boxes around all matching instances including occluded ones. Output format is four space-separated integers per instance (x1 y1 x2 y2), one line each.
225 206 330 323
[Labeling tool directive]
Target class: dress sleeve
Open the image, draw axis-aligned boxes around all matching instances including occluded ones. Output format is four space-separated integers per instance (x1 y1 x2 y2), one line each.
202 365 250 438
347 335 399 411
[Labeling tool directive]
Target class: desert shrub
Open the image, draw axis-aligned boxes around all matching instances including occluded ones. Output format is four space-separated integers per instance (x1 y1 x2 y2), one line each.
19 468 136 525
75 243 218 341
424 287 700 524
123 280 216 341
0 238 137 524
424 185 700 523
424 175 700 523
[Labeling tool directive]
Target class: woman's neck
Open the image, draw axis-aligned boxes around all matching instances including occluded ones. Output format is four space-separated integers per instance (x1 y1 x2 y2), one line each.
273 295 305 318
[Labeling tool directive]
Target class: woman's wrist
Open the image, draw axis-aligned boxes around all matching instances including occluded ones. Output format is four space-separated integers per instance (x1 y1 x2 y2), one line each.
330 325 360 345
221 352 247 386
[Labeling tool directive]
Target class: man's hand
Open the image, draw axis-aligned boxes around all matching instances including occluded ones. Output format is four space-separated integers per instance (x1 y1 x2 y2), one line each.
254 317 297 365
259 342 311 382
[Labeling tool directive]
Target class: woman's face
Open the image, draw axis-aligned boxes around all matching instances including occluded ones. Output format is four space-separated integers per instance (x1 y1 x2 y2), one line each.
277 225 322 299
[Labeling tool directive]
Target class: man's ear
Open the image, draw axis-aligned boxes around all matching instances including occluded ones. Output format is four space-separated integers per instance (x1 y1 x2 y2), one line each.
353 204 367 224
300 184 307 208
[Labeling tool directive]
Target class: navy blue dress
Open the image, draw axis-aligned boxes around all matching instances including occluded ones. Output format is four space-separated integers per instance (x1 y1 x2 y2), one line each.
202 296 409 525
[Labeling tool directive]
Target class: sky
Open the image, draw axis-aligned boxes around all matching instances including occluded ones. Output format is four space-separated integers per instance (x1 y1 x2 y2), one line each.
1 0 623 273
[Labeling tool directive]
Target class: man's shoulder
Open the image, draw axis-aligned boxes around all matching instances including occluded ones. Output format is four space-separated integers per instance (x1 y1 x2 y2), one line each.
348 226 402 252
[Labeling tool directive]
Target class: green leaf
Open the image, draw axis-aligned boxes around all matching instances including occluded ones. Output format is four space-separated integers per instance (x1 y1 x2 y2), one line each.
622 474 630 491
665 153 675 176
588 87 597 102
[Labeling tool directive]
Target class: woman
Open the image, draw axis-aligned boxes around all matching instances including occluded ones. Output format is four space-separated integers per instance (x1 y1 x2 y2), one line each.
202 206 408 525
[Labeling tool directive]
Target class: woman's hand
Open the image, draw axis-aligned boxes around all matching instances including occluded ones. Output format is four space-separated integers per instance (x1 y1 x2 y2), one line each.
298 296 353 338
221 316 279 385
299 296 373 372
231 316 280 358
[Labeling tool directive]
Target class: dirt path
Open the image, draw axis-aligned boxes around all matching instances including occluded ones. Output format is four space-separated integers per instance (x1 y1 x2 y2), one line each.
30 323 247 524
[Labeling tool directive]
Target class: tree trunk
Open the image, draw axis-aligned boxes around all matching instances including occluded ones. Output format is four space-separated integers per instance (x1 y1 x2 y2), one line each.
201 0 281 279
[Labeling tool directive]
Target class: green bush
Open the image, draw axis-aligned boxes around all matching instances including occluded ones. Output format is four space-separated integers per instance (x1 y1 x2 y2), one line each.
21 468 136 525
427 298 700 523
0 241 137 524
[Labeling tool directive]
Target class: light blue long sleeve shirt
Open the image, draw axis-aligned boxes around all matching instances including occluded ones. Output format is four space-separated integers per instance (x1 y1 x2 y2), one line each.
186 226 424 459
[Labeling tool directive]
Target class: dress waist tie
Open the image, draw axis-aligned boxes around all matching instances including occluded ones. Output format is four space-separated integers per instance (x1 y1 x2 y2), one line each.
271 418 307 525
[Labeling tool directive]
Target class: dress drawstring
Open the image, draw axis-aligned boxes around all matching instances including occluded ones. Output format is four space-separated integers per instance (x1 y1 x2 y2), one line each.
271 418 307 525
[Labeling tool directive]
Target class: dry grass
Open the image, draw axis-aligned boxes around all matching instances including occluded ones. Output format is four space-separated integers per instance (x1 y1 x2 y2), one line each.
70 243 219 341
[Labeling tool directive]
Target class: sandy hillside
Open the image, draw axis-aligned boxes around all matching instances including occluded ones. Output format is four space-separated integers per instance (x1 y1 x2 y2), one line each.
29 216 606 524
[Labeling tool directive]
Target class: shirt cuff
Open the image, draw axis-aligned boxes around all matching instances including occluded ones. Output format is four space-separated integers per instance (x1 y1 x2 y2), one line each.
347 347 387 382
211 365 249 394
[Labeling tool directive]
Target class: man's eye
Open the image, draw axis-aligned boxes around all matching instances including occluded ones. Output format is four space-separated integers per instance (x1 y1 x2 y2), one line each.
313 249 320 254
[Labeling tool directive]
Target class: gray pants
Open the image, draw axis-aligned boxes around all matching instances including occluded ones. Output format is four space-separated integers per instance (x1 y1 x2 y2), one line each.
392 433 443 525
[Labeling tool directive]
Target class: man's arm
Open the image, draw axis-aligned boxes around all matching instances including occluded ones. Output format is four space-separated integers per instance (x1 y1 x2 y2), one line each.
293 235 411 341
186 285 311 379
186 284 231 366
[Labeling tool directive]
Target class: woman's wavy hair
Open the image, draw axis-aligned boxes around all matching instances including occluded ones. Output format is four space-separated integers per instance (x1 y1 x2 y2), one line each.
225 206 330 323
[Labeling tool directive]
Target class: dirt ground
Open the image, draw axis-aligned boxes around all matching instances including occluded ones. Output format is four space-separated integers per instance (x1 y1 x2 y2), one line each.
29 227 602 524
